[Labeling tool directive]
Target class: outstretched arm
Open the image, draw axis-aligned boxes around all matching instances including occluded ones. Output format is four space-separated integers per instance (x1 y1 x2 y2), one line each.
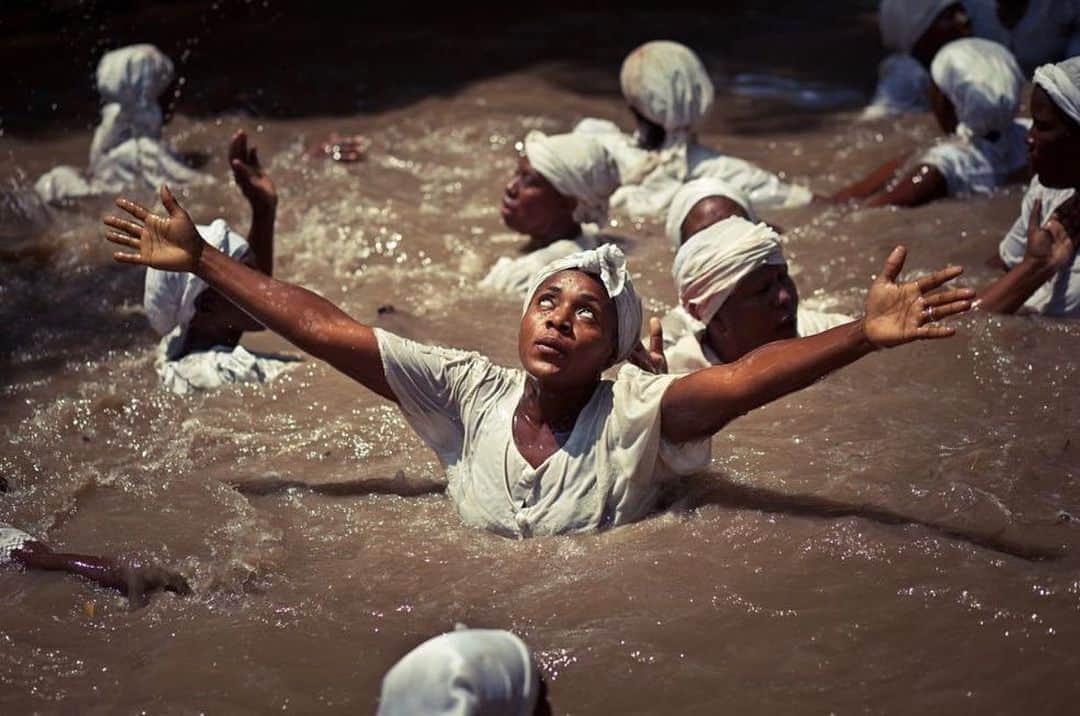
103 186 396 401
977 197 1080 314
863 164 949 208
228 129 276 276
660 246 973 443
831 151 913 203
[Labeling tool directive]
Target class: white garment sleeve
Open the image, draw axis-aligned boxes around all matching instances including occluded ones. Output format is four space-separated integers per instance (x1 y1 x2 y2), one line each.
861 53 931 121
0 525 33 564
999 179 1041 267
918 141 978 196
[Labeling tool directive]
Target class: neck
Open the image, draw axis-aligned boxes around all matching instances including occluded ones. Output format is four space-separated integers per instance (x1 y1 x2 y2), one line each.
518 374 598 431
525 220 581 251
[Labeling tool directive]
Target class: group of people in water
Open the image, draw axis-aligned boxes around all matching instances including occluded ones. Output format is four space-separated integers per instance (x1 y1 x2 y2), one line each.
5 1 1080 712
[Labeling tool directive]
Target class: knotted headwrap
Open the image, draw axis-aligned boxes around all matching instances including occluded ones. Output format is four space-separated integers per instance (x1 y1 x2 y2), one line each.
90 44 175 166
523 130 619 225
665 177 755 248
523 243 643 363
931 38 1023 137
1033 57 1080 126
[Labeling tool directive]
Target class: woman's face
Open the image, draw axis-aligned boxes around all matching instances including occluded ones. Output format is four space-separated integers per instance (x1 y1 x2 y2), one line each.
1028 85 1080 189
929 81 959 135
501 156 576 236
680 196 750 244
518 270 617 387
705 263 799 363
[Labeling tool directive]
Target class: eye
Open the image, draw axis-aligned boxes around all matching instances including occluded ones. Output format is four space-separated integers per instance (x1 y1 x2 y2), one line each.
577 306 597 321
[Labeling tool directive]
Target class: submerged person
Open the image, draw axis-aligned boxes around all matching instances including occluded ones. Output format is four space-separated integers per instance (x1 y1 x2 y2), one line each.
377 628 549 716
143 130 296 394
837 38 1028 207
968 0 1080 76
574 40 814 219
862 0 974 120
664 176 755 248
662 216 852 373
481 131 619 296
103 186 972 537
35 44 210 204
979 57 1080 315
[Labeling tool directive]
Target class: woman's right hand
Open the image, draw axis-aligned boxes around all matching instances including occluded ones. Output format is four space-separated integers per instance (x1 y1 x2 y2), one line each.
1026 197 1080 271
104 185 205 273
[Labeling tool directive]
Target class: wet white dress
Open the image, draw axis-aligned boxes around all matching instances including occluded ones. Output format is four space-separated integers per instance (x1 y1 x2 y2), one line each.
480 230 599 296
919 120 1030 197
375 329 712 537
0 525 33 563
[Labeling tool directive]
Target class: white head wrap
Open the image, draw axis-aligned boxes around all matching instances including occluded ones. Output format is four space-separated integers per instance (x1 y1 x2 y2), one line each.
143 220 249 336
665 177 755 248
673 216 785 327
523 243 643 364
878 0 957 52
1033 57 1080 126
930 38 1023 137
90 44 175 165
523 130 619 225
376 629 540 716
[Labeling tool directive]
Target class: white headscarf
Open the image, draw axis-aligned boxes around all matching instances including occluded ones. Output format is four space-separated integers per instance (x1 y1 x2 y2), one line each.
523 130 619 225
1033 57 1080 126
90 44 175 166
665 177 755 248
930 38 1023 137
523 243 643 364
673 216 785 327
878 0 957 52
143 220 249 336
376 629 540 716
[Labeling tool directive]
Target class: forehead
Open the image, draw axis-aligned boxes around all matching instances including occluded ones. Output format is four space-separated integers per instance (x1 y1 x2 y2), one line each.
731 263 788 292
1031 85 1063 121
536 269 610 298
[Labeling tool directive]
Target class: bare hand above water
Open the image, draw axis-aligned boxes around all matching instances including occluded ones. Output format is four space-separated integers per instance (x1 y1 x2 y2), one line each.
629 317 667 374
229 129 277 210
1027 197 1080 271
104 185 204 272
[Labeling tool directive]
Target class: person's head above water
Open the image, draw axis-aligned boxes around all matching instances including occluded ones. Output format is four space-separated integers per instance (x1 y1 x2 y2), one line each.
1029 57 1080 189
97 44 176 121
879 0 972 66
518 244 643 387
501 131 619 241
619 40 715 151
665 177 754 248
376 628 547 716
929 38 1023 138
674 216 798 363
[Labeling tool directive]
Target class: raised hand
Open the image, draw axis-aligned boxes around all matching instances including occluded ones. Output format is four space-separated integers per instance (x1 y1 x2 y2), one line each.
103 185 204 273
629 316 668 374
863 246 974 348
1027 197 1079 271
229 129 277 210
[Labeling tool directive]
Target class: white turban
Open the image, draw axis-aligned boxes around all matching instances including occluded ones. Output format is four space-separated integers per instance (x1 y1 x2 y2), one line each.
524 130 619 225
376 629 540 716
665 177 755 248
673 216 785 327
878 0 956 52
619 40 714 134
523 243 643 364
143 220 249 336
930 38 1023 137
90 44 175 166
1033 57 1080 126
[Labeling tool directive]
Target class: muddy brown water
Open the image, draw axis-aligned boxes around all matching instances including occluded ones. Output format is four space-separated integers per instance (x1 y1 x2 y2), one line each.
2 4 1079 715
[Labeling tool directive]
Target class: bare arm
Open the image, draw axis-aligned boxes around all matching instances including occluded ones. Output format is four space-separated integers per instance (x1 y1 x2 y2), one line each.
661 247 974 443
864 164 949 208
831 151 913 203
228 129 275 276
103 186 396 401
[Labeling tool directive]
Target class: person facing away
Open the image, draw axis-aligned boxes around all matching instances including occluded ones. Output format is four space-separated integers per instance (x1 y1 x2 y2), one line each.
573 40 814 220
836 38 1029 208
481 131 619 296
142 130 296 394
35 44 210 204
103 184 973 538
661 214 851 374
862 0 975 120
967 0 1080 76
978 55 1080 316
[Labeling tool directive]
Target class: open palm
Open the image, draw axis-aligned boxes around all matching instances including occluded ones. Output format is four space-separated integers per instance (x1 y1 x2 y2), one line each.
863 246 974 348
103 185 204 272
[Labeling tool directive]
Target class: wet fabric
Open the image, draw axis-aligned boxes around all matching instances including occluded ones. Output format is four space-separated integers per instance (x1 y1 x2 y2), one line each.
999 176 1080 316
523 130 619 225
930 38 1024 138
1033 57 1080 126
919 119 1030 196
0 525 33 564
522 243 643 364
665 177 755 248
862 53 933 120
878 0 958 52
376 628 539 716
480 229 599 296
374 329 711 537
968 0 1080 75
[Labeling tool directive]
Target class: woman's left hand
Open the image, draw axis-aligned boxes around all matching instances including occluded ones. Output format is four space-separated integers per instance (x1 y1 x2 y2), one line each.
863 245 974 348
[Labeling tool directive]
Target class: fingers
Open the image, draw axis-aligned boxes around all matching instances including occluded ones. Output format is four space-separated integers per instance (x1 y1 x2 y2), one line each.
231 158 253 183
915 324 957 340
160 184 183 217
915 264 963 292
103 214 143 236
922 299 972 322
229 129 248 164
878 245 907 283
249 145 261 169
923 287 976 308
113 251 148 265
104 230 140 249
1029 198 1044 236
648 316 663 355
115 196 151 220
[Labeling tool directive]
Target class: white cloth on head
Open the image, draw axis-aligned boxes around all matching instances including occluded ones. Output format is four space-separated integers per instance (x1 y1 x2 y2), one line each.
918 118 1030 196
861 53 932 120
931 38 1024 137
1033 57 1080 126
34 44 211 204
665 177 755 248
480 229 599 297
522 243 643 364
672 217 785 328
574 118 812 218
377 629 539 716
879 0 958 52
967 0 1080 76
523 131 619 225
0 525 33 564
619 40 715 135
375 329 711 536
999 176 1080 316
